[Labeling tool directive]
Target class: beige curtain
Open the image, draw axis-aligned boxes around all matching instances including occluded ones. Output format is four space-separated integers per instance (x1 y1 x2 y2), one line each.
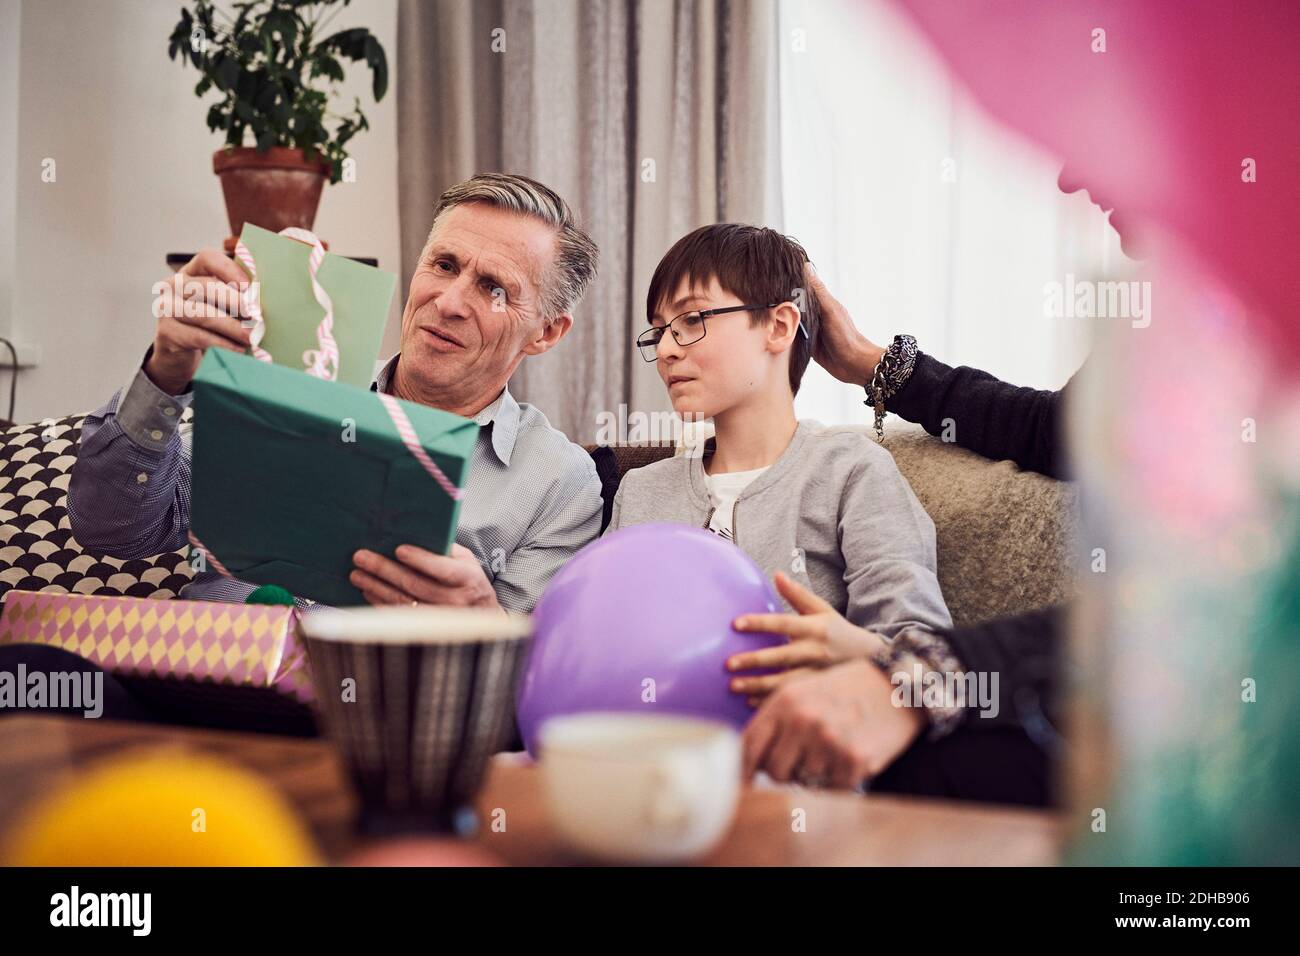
397 0 781 441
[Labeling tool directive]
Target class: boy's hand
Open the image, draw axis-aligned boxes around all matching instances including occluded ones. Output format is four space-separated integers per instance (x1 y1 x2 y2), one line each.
805 263 884 387
726 571 888 704
742 659 925 787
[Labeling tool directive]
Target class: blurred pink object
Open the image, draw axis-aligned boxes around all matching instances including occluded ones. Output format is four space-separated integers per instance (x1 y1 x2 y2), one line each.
891 0 1300 373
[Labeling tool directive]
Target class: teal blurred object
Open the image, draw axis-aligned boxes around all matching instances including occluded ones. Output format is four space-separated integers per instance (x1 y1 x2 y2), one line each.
1224 492 1300 863
1070 490 1300 867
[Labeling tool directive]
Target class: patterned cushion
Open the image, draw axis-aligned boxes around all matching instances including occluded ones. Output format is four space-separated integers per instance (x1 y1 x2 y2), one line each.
0 414 194 601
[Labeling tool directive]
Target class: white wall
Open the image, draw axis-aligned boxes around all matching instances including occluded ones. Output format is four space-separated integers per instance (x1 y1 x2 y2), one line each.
0 0 21 367
5 0 400 423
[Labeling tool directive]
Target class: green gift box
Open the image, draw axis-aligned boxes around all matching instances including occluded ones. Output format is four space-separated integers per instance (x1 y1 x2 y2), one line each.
189 348 479 606
236 223 397 389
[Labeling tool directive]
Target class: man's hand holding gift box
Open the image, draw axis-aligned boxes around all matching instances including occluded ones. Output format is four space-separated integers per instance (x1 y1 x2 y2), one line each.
350 543 500 609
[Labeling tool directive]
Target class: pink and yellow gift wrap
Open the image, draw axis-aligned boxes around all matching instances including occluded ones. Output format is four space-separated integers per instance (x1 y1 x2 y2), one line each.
0 590 314 704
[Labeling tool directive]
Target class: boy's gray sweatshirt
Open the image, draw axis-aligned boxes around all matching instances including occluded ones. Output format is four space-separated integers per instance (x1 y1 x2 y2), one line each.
608 420 952 641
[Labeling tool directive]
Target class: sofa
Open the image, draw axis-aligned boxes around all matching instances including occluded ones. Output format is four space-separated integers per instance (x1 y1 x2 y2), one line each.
1 411 1078 628
0 409 1077 735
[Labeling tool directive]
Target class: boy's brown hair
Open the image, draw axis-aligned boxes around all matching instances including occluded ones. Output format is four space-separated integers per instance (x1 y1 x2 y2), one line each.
646 224 819 396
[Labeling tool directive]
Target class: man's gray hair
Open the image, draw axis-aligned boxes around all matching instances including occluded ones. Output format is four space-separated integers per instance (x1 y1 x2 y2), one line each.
426 172 599 319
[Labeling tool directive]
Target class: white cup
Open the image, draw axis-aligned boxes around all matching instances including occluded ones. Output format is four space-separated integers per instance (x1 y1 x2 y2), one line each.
538 712 742 864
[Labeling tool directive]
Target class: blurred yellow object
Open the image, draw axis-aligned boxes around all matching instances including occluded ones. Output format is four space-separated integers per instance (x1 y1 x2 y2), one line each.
3 748 322 866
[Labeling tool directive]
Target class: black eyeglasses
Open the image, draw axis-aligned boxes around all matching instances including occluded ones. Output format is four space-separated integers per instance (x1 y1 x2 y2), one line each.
636 302 807 362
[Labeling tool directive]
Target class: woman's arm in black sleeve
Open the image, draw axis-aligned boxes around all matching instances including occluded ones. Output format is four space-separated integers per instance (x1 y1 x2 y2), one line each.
885 352 1075 480
938 605 1063 733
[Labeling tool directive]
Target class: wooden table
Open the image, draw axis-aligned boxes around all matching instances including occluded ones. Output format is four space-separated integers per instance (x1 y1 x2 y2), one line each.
0 716 1061 866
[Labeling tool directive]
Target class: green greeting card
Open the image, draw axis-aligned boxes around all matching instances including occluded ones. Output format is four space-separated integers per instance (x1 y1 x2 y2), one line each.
237 223 397 388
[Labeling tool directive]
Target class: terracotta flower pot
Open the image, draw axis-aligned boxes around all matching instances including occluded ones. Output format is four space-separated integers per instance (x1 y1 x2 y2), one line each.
213 146 331 242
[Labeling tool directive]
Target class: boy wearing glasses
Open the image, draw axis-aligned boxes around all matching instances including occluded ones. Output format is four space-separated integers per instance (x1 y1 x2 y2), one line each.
609 224 951 674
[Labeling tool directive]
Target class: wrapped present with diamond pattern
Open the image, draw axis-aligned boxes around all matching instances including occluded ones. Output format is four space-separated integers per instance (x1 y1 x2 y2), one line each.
0 589 314 705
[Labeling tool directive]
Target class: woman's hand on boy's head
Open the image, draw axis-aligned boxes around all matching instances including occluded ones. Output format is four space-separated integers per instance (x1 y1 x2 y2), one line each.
726 572 887 700
804 263 885 387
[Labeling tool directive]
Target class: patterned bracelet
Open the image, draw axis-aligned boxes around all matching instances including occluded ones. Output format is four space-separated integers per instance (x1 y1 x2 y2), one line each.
863 334 919 441
869 629 968 741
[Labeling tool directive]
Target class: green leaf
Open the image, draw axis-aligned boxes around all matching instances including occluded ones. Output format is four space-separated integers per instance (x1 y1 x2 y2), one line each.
235 70 259 115
320 27 367 61
272 97 292 127
263 8 299 47
254 82 278 113
363 33 387 101
215 55 240 92
309 54 344 83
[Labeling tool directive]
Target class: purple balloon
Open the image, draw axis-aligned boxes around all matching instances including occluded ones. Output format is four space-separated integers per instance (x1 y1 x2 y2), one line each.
516 523 785 755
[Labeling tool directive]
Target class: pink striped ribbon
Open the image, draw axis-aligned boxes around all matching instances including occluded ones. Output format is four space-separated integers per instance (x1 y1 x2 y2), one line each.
377 393 466 501
230 241 272 364
186 530 233 578
233 227 340 381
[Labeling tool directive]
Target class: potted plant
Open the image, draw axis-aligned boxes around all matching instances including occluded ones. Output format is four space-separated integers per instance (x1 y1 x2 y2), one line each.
168 0 388 245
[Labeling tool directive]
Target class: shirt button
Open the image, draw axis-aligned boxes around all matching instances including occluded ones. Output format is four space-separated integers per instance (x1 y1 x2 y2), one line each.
136 472 148 484
163 407 176 417
150 429 163 440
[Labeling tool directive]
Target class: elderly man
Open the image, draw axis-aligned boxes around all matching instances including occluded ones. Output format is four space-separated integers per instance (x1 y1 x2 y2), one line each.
68 173 603 614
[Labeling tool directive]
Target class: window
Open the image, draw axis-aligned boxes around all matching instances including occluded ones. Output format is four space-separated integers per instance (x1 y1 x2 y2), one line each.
777 0 1124 425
